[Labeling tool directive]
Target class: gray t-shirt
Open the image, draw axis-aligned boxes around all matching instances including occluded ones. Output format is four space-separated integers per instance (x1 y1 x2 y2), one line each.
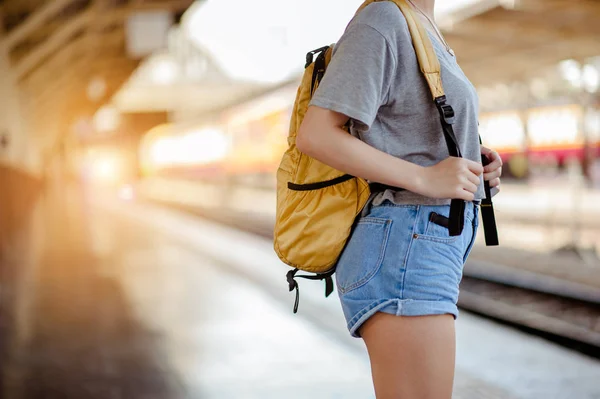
309 2 484 205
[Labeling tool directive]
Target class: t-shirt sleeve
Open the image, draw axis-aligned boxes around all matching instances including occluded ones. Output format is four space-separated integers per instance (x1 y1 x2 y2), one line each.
309 22 397 131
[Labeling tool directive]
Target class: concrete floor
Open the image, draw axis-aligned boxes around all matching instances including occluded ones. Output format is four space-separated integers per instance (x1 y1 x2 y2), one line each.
2 186 599 399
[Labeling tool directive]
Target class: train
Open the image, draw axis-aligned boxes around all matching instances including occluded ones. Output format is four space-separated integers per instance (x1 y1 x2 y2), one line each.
479 104 600 178
139 81 600 183
139 84 296 188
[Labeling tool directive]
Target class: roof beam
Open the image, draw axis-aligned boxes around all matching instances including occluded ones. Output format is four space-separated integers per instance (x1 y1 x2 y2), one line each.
439 0 502 28
14 8 92 81
11 0 192 81
99 0 194 24
2 0 76 51
22 30 125 96
126 0 193 13
32 57 138 111
461 14 600 42
22 37 86 96
507 0 600 15
32 66 136 135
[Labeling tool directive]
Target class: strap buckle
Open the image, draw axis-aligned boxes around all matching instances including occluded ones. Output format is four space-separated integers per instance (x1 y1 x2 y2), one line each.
439 104 455 124
434 95 456 125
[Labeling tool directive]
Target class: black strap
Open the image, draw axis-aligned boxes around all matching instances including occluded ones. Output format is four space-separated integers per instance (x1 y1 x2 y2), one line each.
369 95 464 236
305 45 330 68
435 96 462 157
434 96 465 237
286 268 335 314
480 153 499 246
310 49 328 96
369 97 498 242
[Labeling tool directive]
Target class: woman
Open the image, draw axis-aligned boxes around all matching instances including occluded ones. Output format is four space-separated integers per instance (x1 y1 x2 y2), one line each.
296 0 502 398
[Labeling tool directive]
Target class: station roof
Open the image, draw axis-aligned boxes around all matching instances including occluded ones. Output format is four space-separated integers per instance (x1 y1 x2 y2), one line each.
114 0 600 119
0 0 194 138
2 0 599 136
444 0 600 86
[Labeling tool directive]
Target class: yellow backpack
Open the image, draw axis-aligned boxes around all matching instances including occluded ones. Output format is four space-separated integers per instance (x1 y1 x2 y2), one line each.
274 0 497 313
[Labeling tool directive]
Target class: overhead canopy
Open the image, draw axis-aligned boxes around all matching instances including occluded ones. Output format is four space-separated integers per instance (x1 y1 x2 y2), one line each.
112 0 490 115
444 0 600 86
113 0 600 117
0 0 194 146
0 0 195 171
181 0 483 84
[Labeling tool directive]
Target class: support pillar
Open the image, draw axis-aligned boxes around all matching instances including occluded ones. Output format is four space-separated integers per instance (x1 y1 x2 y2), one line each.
0 13 38 173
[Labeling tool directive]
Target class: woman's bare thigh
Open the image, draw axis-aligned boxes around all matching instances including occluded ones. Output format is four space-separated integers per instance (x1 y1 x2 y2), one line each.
360 312 456 399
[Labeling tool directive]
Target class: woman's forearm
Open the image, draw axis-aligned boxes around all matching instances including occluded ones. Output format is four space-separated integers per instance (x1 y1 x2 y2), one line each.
297 107 425 193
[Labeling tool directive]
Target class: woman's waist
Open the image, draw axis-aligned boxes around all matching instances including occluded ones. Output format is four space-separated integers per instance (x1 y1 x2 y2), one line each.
369 187 482 206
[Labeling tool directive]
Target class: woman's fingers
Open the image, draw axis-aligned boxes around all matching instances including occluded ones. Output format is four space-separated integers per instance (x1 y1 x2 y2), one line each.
484 167 502 182
466 172 481 187
457 189 475 202
488 177 501 188
481 146 503 173
459 174 479 194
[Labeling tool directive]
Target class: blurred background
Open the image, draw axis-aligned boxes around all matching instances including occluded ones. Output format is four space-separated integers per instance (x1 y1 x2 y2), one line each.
1 0 600 398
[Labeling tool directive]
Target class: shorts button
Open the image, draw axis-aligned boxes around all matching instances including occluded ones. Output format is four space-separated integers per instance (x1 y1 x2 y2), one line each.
413 234 418 239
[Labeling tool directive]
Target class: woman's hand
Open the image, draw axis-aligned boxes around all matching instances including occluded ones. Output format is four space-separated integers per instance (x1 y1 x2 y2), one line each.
481 146 502 189
416 157 484 201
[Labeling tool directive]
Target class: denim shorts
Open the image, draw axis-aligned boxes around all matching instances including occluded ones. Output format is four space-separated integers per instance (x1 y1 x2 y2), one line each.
335 200 479 338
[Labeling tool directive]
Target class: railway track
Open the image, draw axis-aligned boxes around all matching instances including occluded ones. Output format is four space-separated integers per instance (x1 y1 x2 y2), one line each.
458 276 600 356
147 197 600 356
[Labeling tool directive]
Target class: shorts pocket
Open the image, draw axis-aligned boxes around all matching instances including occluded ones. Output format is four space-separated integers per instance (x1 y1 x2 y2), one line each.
335 217 392 294
420 210 460 243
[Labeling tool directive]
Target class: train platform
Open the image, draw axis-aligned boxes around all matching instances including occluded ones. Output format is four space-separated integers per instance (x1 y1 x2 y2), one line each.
467 245 600 291
137 177 600 289
466 178 600 297
2 186 600 399
493 177 600 229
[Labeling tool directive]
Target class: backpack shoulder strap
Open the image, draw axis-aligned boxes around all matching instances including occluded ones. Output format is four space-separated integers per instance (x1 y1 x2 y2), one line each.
390 0 444 99
355 0 498 244
354 0 444 99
